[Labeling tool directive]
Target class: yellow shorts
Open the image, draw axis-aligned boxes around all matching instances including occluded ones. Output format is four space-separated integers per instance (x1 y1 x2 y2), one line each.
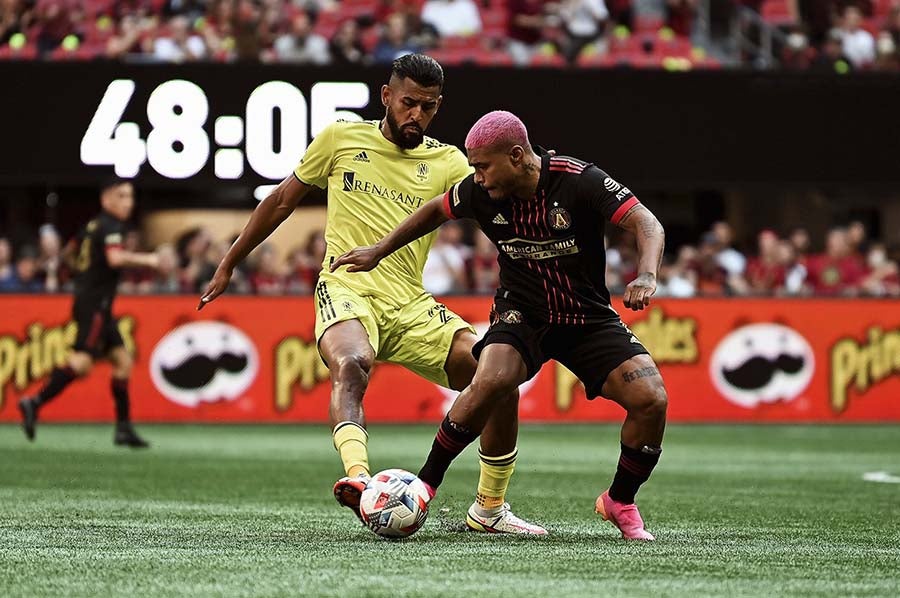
314 274 475 388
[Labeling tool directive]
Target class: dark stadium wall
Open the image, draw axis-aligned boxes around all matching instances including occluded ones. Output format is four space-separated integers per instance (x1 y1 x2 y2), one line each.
1 63 898 189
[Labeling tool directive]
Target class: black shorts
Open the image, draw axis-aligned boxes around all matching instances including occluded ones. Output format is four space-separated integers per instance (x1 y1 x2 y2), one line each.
72 301 124 358
472 299 650 399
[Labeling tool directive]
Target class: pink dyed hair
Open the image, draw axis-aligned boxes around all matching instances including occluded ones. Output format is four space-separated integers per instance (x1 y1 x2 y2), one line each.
464 110 530 151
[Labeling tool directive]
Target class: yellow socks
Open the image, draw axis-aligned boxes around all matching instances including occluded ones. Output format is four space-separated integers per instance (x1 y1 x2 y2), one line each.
332 421 370 478
475 448 518 515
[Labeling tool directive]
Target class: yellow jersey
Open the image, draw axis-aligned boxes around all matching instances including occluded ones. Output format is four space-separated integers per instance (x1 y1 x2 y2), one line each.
294 120 472 303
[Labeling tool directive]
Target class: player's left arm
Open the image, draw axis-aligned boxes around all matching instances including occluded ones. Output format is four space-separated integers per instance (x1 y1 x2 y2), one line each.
582 166 665 311
616 204 665 311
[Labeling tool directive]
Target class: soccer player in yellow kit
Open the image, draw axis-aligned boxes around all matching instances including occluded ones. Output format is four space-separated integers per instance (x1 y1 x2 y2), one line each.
200 55 544 534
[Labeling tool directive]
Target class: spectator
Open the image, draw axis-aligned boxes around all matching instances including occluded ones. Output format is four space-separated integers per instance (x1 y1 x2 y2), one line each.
781 28 816 70
846 219 868 256
838 5 875 68
250 243 288 295
422 221 469 295
468 229 499 294
873 32 900 71
558 0 609 63
860 243 900 296
775 240 809 296
420 0 482 39
664 0 697 38
8 246 43 293
711 221 750 295
745 229 785 294
506 0 556 66
148 243 183 294
806 227 866 295
163 0 207 20
37 224 64 292
0 0 34 46
177 227 212 292
273 11 330 64
0 237 15 290
691 233 728 295
812 28 854 72
606 0 633 29
373 12 421 63
789 226 811 261
287 230 326 293
887 5 900 49
106 14 153 59
34 0 83 56
153 15 207 61
656 246 697 297
329 19 369 66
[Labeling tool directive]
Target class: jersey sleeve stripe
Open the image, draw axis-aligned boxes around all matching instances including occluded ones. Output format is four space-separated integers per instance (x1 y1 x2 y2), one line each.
610 196 640 224
441 190 456 219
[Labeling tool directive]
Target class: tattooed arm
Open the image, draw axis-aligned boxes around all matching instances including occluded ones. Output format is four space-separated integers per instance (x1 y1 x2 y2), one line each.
616 204 665 311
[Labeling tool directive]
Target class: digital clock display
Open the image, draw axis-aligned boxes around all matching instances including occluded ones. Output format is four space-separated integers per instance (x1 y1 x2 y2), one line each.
80 79 370 181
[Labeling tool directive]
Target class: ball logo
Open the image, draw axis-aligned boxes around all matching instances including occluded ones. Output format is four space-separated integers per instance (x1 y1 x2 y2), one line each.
604 177 622 192
709 323 814 408
150 321 259 408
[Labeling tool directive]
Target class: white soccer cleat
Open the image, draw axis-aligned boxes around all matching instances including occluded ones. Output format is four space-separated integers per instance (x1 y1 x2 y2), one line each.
465 502 548 535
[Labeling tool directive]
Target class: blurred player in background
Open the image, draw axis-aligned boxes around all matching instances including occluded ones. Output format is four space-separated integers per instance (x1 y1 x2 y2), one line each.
199 55 544 534
332 111 668 539
19 179 160 447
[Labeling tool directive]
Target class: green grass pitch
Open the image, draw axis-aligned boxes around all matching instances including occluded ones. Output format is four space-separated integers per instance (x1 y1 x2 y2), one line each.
1 424 898 597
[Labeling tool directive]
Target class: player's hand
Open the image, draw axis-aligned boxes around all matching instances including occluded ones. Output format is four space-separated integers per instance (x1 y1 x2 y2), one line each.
623 272 656 311
330 245 383 273
197 266 232 310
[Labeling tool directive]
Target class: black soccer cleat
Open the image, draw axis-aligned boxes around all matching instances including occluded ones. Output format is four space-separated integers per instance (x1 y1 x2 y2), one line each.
114 424 150 448
18 397 38 441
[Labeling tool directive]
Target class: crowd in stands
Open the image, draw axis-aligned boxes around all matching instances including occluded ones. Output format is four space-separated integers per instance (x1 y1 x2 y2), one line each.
2 219 898 297
752 0 900 72
0 0 715 68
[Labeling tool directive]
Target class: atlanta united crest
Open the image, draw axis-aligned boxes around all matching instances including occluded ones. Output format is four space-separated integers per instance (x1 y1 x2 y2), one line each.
499 310 524 324
549 206 572 230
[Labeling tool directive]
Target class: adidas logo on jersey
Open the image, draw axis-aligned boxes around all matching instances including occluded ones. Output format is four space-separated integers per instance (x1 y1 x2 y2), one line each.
353 151 370 162
492 213 509 225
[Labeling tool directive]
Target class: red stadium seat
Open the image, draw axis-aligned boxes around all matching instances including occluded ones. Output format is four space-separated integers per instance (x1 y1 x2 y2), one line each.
529 52 566 67
634 14 664 33
0 43 38 60
760 0 796 26
473 49 514 66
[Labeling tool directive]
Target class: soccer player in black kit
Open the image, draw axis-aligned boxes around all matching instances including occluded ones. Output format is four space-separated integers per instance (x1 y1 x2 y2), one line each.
332 111 668 539
19 179 160 447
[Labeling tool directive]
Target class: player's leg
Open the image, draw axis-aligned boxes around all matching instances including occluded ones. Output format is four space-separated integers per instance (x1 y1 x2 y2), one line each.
600 353 667 500
107 344 149 448
18 305 100 440
442 330 545 534
320 319 376 479
418 342 528 494
557 322 666 540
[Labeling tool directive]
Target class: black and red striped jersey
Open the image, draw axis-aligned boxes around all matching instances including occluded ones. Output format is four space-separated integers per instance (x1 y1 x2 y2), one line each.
72 211 126 309
442 149 640 324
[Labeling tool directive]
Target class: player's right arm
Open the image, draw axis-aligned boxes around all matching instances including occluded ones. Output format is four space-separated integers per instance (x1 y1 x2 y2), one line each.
330 194 450 273
198 175 312 309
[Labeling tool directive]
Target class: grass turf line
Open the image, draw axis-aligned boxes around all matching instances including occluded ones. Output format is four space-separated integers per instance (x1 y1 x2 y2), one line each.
1 424 898 597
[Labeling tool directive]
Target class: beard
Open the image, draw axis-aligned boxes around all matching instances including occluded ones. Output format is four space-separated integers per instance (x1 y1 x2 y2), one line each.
385 107 424 149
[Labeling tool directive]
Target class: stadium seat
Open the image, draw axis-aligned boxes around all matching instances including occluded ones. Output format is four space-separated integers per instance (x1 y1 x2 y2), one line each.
473 49 514 66
760 0 796 26
529 52 566 67
634 14 664 33
0 43 37 59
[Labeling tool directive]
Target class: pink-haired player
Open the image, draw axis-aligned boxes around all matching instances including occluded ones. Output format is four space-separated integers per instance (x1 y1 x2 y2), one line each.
332 110 668 540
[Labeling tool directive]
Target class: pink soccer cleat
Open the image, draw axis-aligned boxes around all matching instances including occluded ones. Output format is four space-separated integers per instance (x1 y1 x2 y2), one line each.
333 473 370 523
595 490 655 541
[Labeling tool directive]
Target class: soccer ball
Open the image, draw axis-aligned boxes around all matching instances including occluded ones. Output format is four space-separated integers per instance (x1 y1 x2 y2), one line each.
359 469 430 538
